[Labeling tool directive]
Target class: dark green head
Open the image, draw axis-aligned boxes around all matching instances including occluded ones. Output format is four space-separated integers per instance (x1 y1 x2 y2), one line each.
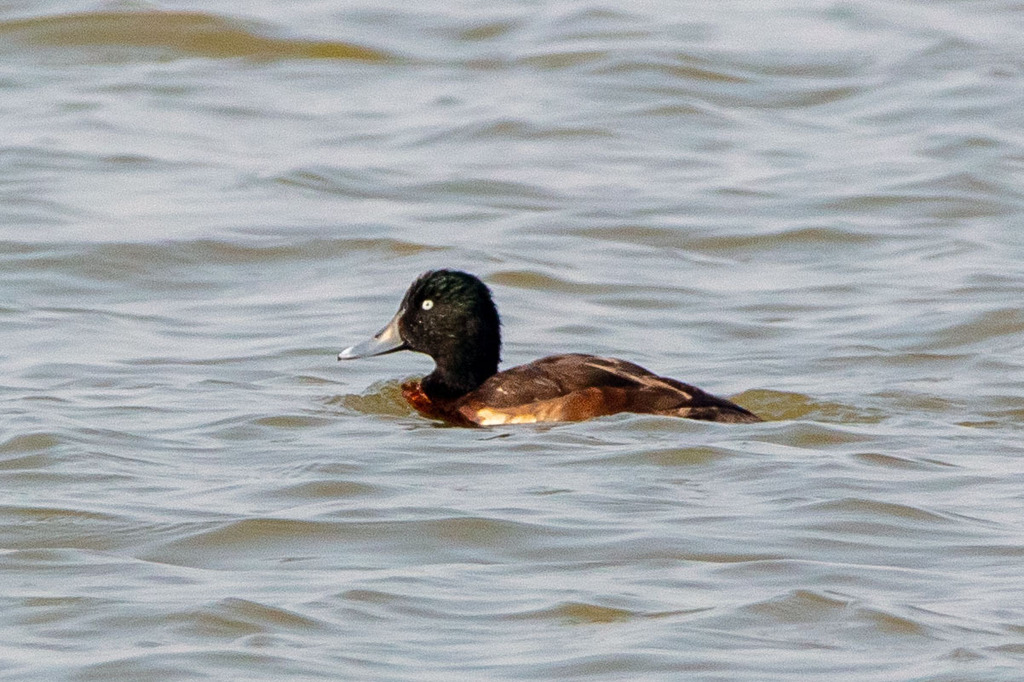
338 270 502 398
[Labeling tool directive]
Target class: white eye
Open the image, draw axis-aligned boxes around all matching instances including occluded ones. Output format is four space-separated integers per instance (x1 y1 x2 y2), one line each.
421 299 434 311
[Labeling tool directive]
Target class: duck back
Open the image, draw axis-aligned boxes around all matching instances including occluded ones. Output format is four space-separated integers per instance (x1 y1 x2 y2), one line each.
454 354 761 425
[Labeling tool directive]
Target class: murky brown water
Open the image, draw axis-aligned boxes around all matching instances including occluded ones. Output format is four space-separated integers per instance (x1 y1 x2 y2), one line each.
3 1 1024 679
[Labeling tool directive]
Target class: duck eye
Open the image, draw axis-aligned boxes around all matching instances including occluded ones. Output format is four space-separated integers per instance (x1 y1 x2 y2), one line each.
421 299 434 311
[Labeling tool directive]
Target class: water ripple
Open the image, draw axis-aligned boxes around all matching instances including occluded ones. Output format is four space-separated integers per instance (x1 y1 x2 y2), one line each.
0 10 393 62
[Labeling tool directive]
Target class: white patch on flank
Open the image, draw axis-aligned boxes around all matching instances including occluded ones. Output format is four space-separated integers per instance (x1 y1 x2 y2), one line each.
475 408 538 426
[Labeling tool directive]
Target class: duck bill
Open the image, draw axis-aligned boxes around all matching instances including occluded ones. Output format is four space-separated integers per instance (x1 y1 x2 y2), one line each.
338 308 407 360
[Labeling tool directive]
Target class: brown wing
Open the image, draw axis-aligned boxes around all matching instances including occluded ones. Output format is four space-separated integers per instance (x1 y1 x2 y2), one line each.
458 354 760 424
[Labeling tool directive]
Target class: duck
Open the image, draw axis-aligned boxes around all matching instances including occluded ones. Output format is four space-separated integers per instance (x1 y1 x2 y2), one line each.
338 270 761 426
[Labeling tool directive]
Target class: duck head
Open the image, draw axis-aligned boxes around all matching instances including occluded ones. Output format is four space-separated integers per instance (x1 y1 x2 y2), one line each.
338 270 502 399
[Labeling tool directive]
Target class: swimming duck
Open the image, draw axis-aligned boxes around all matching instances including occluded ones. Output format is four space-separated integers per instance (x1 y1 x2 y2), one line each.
338 270 761 425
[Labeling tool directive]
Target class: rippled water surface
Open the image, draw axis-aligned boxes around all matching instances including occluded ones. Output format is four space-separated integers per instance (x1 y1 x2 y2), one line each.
3 0 1024 679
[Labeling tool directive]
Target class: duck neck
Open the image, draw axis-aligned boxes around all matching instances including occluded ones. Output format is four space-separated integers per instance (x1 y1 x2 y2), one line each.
421 344 499 400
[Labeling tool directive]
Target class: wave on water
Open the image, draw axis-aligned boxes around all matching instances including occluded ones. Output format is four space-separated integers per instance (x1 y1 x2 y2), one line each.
0 9 394 61
326 380 416 420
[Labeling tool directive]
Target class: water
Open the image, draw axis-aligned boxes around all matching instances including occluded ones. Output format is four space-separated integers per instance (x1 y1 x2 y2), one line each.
3 0 1024 679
